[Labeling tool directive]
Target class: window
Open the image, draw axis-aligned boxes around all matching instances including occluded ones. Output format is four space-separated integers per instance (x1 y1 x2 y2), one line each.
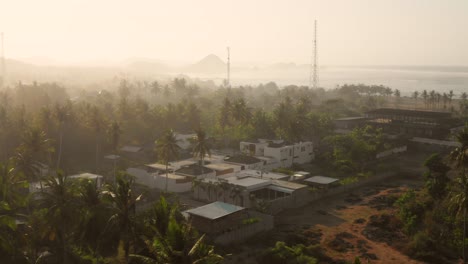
301 146 305 152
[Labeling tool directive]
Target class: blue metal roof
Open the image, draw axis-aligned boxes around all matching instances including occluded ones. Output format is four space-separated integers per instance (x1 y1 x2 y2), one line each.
185 201 245 220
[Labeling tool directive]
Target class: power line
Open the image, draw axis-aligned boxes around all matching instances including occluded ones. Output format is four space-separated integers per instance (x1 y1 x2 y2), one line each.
1 32 4 88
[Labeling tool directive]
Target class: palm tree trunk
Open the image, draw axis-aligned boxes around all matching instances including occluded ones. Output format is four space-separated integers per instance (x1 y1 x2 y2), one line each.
95 133 99 173
464 207 466 263
165 163 168 193
56 126 63 169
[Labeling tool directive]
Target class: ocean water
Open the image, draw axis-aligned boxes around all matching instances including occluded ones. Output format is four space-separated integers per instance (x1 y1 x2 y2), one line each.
194 66 468 97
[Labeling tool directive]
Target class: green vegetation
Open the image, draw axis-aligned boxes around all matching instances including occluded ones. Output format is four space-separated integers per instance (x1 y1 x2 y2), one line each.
393 125 468 263
259 241 317 264
0 170 223 263
323 125 384 175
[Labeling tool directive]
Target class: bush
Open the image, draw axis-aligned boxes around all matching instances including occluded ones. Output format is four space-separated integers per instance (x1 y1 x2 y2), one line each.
259 241 317 264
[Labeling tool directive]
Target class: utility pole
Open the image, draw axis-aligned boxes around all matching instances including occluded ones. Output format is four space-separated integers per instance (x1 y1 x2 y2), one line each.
226 47 231 89
309 20 318 89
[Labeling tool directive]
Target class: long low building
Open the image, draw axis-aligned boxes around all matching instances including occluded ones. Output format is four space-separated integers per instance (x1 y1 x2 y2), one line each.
192 174 309 213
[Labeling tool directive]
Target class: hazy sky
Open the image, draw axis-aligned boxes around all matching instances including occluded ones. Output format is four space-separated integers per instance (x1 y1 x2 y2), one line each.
0 0 467 66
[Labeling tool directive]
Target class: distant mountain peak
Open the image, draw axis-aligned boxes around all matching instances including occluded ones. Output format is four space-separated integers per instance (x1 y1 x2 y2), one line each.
188 54 226 73
197 54 225 65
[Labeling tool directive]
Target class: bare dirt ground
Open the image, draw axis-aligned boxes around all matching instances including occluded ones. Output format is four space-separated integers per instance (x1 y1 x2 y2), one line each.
276 182 422 263
223 152 435 263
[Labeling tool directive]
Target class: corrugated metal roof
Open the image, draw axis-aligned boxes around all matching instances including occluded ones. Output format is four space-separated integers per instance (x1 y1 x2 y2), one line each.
185 201 245 220
305 176 339 185
268 185 293 194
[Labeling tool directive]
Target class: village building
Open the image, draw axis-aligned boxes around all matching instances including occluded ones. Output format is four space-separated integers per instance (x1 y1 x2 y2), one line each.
304 175 340 189
240 139 314 168
193 173 309 213
333 116 367 133
204 163 242 176
364 108 454 138
184 201 247 235
223 155 264 170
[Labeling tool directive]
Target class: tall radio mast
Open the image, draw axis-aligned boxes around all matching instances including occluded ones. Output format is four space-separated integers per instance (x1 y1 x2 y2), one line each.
1 32 4 88
227 47 231 88
309 20 318 89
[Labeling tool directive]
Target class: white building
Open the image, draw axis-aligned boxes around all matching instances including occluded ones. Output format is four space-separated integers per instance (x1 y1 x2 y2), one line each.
240 139 314 168
263 141 314 168
222 155 264 170
127 166 195 192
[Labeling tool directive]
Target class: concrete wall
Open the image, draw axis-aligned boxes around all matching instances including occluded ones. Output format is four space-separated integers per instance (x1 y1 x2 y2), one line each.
127 168 192 192
193 185 250 207
214 211 274 245
127 168 157 188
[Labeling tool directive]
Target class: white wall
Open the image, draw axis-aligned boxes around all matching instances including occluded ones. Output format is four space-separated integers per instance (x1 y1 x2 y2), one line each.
240 142 268 156
264 146 293 167
293 142 314 164
127 168 157 188
154 174 192 193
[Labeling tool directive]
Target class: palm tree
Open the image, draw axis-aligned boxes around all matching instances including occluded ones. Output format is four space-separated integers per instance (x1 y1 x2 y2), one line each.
88 106 105 173
39 172 75 264
429 90 436 109
219 97 232 147
422 90 428 108
412 91 419 109
450 125 468 262
449 90 455 107
54 104 69 169
76 178 107 254
19 127 54 166
156 130 180 193
192 129 211 170
103 173 142 262
107 121 122 154
0 162 29 262
130 217 223 264
191 178 202 200
0 106 8 162
231 98 252 125
11 151 41 183
443 93 449 109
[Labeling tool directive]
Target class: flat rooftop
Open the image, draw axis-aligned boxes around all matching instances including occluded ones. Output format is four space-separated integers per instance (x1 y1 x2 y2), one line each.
334 116 366 121
204 163 241 171
224 155 262 165
271 180 307 190
120 146 143 153
236 170 289 180
223 176 271 190
69 173 103 180
169 160 197 168
365 108 451 119
146 163 173 171
157 173 187 180
304 176 339 185
175 164 214 176
185 201 245 220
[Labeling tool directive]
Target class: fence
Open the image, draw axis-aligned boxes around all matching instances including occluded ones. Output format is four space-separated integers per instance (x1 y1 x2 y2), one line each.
214 211 274 245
